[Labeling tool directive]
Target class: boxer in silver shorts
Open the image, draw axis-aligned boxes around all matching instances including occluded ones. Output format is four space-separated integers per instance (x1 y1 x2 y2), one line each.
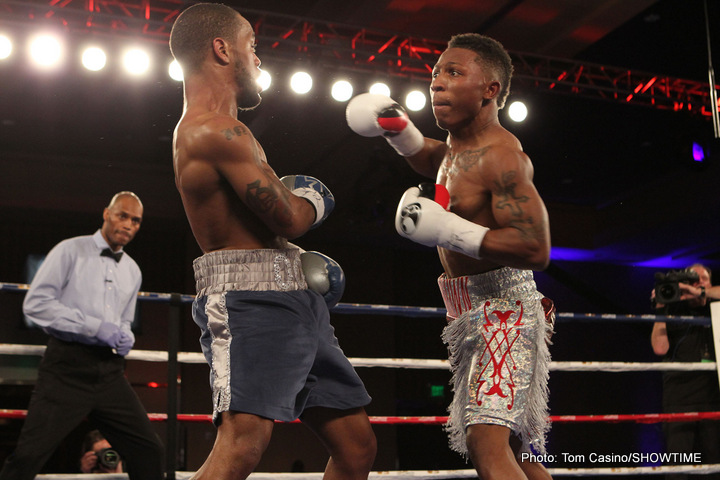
439 267 552 457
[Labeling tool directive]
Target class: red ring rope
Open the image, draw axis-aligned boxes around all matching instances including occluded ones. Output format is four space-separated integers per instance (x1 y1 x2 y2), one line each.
2 409 720 424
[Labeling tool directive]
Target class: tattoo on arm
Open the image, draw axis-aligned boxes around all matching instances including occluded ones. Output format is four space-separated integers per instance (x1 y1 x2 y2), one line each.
245 179 278 213
222 125 249 141
245 169 294 228
493 171 534 236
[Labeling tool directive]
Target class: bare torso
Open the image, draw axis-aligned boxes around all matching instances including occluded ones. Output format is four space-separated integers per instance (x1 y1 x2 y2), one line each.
434 123 539 277
173 109 287 253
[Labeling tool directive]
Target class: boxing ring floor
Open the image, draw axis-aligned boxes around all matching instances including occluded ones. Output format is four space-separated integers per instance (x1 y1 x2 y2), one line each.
1 282 720 478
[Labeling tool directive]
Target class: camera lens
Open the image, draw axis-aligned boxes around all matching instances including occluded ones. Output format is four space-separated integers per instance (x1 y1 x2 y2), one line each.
658 283 679 303
97 448 120 469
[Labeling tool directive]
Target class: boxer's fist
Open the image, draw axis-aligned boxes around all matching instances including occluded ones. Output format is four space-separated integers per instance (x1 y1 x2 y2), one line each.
280 175 335 228
395 183 488 259
301 251 346 308
345 93 424 157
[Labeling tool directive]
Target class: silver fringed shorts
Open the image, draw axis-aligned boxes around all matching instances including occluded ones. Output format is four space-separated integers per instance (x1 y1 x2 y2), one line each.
192 249 371 424
439 267 551 456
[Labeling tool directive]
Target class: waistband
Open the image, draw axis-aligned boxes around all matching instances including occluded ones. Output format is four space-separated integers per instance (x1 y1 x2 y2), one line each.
193 249 308 297
438 267 537 319
47 336 120 360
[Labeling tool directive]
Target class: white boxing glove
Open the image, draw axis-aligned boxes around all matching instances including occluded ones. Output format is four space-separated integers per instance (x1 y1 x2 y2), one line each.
300 251 346 308
346 93 424 157
395 183 488 260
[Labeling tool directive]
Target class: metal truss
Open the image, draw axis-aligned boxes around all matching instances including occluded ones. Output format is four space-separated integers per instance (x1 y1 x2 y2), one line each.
1 0 718 117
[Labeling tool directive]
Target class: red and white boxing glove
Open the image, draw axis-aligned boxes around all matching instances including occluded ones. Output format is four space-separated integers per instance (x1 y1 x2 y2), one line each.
345 93 424 157
395 183 488 259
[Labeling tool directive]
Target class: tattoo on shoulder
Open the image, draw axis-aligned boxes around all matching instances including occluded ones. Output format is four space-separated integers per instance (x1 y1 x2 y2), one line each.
222 125 249 141
448 147 490 175
493 171 534 234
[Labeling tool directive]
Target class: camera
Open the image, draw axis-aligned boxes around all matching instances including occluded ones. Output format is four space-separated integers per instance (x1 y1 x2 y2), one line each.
96 448 121 469
654 269 700 304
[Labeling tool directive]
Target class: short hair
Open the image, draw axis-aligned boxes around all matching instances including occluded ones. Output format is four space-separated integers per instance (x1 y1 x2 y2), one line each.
447 33 513 109
81 430 105 454
169 3 244 75
689 263 712 282
108 191 142 210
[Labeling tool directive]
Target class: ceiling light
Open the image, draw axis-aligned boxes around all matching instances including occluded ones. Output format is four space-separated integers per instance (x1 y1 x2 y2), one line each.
369 83 391 97
122 48 150 76
81 47 107 71
405 90 426 111
331 80 353 101
168 60 183 81
28 33 64 70
0 34 12 60
290 71 312 94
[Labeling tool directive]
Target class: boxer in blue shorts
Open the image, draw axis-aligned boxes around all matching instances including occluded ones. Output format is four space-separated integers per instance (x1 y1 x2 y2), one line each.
170 4 376 478
192 249 371 425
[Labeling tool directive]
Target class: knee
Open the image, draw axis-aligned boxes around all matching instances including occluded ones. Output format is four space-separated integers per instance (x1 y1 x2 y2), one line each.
335 429 377 472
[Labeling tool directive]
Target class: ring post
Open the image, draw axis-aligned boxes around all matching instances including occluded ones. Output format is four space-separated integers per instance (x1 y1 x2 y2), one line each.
167 293 182 480
711 302 720 390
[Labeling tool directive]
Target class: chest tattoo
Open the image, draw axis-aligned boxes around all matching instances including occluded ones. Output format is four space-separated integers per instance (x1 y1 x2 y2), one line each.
445 147 490 178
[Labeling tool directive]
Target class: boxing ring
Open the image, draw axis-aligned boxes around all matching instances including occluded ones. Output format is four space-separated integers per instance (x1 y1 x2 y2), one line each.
1 281 720 478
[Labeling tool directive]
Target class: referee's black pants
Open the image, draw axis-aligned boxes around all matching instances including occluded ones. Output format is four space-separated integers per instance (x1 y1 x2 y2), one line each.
0 337 164 480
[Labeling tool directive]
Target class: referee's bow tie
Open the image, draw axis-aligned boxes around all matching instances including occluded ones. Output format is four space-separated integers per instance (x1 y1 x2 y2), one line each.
100 248 123 263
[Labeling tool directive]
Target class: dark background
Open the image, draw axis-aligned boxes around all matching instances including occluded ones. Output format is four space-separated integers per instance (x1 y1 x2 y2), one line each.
0 0 719 474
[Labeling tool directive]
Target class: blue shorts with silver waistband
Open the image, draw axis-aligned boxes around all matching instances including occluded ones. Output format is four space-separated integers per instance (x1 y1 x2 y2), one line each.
192 249 371 425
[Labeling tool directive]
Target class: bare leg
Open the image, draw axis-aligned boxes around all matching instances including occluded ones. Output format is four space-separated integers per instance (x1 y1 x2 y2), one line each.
191 411 274 480
466 424 527 480
301 406 376 480
510 435 552 480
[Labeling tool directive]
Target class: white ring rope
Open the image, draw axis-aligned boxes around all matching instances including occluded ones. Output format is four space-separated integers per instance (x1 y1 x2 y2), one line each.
0 344 715 372
28 463 720 478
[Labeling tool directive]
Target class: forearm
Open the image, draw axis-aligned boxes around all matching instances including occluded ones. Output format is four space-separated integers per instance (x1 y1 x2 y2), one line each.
403 138 446 179
651 322 669 356
707 285 720 300
480 227 550 271
23 287 101 336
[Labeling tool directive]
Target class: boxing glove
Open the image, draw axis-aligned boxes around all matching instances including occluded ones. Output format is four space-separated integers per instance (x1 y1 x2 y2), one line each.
395 183 488 259
280 175 335 228
346 93 424 157
300 251 346 308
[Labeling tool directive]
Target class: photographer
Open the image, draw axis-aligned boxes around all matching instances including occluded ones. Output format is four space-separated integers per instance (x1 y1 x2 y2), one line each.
80 430 123 474
651 264 720 480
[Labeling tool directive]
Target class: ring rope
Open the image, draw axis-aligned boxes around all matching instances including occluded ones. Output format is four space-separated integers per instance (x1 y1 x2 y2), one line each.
0 344 715 372
3 409 720 425
0 282 711 324
25 463 720 479
2 281 717 477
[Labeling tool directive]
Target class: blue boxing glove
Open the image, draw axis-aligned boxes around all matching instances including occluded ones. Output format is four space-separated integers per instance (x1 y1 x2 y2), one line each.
300 251 346 308
280 175 335 229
